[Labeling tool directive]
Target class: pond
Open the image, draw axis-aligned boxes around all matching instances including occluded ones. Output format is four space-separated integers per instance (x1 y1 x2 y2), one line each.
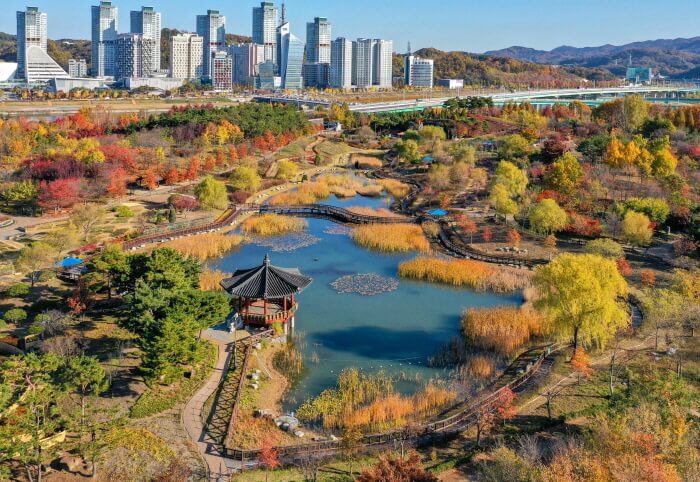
208 194 521 408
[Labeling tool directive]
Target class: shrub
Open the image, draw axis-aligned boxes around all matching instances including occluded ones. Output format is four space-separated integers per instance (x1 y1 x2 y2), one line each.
621 211 653 246
114 205 135 218
352 224 430 253
241 214 306 236
421 221 440 238
28 323 44 335
584 238 624 259
621 197 671 224
230 166 262 192
3 308 28 324
461 306 546 357
5 283 30 297
0 320 7 329
38 270 56 282
398 257 530 293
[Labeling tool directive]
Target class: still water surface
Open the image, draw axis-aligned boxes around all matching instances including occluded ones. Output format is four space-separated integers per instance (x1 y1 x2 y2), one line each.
209 195 520 407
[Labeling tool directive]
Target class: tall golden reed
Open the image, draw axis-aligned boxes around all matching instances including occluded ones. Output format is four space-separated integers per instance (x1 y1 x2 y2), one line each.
148 233 244 261
352 224 431 253
242 214 307 236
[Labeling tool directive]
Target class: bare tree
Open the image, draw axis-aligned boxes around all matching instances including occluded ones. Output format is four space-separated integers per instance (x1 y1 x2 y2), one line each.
296 452 325 482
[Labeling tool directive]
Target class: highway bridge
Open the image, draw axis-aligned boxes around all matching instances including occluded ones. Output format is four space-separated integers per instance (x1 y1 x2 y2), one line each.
254 84 700 114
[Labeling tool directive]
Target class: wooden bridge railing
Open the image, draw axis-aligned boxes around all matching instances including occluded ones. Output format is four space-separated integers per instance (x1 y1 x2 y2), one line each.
223 329 275 449
223 342 567 464
438 224 546 269
239 204 414 225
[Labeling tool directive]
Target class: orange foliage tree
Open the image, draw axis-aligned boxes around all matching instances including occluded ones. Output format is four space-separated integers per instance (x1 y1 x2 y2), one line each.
183 156 200 181
357 451 438 482
507 229 522 247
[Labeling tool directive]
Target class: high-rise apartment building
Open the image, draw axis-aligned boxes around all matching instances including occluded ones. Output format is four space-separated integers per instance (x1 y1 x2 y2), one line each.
373 39 393 88
130 6 162 73
68 59 88 78
115 33 155 80
92 1 119 77
211 51 233 91
252 2 278 64
330 37 353 89
196 10 226 78
303 63 329 89
277 22 304 90
306 17 331 64
353 38 375 88
16 7 47 81
170 33 204 79
405 54 434 88
230 43 265 86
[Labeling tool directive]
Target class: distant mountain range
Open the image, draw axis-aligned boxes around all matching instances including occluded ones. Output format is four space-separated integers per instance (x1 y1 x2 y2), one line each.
485 37 700 79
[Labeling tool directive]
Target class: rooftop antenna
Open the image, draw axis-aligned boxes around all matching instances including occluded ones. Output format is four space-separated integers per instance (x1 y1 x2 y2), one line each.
407 41 412 56
281 2 286 24
628 52 632 66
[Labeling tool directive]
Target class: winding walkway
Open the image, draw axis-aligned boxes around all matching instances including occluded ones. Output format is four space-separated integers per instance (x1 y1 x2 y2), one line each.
182 334 235 480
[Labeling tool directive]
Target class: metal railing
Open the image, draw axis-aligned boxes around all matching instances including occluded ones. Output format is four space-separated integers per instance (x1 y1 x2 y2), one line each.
240 204 414 225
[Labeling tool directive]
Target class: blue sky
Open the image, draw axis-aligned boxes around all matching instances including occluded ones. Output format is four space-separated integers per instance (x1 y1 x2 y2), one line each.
3 0 700 53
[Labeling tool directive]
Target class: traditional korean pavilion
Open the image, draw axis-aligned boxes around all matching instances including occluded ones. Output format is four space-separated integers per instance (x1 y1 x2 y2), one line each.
220 255 312 329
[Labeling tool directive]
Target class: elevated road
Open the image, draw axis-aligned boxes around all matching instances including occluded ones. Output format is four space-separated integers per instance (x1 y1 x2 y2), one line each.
255 84 700 114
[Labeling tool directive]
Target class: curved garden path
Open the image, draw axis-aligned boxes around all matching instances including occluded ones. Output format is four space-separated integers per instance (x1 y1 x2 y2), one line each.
181 333 236 481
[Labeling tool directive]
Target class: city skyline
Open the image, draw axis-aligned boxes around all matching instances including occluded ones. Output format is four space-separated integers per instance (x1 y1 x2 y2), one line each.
3 0 700 53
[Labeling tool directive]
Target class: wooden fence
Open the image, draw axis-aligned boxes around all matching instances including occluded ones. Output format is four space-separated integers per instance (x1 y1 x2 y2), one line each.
223 342 566 464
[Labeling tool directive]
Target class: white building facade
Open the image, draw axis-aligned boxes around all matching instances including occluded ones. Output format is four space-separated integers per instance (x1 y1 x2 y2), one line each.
252 2 278 64
405 55 434 88
330 37 353 89
170 33 203 79
68 59 88 78
16 7 48 81
91 1 119 77
115 33 155 81
196 10 226 79
130 6 162 73
372 39 393 88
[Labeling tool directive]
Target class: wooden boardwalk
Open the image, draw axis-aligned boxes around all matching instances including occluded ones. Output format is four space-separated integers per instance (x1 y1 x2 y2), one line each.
249 204 414 225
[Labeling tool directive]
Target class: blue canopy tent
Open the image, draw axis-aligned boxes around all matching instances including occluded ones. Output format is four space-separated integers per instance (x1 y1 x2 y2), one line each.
58 257 84 268
428 209 448 217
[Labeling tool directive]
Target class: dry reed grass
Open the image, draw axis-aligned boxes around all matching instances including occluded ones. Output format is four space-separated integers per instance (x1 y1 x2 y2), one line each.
268 182 331 205
199 268 227 291
352 224 430 253
398 256 530 293
151 233 244 260
356 185 385 197
460 355 496 380
421 221 440 238
352 154 384 168
378 179 411 198
461 306 547 357
242 214 307 236
228 414 283 450
325 383 456 431
346 206 404 218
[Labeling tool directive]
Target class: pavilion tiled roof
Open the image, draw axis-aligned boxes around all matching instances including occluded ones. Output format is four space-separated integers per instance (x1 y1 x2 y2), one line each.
220 254 312 299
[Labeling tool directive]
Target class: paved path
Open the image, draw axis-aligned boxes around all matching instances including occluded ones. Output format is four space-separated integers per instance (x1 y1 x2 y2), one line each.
181 333 238 481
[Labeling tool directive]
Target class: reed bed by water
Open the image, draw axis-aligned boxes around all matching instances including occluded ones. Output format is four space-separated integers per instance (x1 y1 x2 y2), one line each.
316 174 364 190
297 368 455 431
346 206 405 218
268 182 331 205
150 233 244 261
242 214 307 236
398 256 530 293
461 306 547 357
378 179 411 198
356 185 385 197
352 224 431 253
199 268 227 291
352 154 384 169
459 355 497 380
